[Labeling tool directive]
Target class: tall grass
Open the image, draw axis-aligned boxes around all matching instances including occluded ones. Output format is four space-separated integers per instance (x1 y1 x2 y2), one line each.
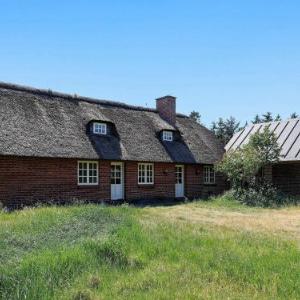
0 203 299 299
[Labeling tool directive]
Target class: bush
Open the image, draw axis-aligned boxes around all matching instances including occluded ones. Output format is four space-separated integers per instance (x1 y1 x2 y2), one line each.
232 183 286 207
217 127 283 207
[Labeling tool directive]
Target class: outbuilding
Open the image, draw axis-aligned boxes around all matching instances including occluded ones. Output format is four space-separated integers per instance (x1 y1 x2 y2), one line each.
226 119 300 196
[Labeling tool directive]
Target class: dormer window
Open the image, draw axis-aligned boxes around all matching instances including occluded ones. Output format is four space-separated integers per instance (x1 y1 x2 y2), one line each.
93 122 107 135
162 131 173 142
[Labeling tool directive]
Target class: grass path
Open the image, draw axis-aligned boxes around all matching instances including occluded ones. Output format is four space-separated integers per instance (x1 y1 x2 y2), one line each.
144 200 300 242
0 200 299 299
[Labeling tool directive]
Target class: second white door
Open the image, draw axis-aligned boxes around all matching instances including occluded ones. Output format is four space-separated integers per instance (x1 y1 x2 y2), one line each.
111 162 124 201
175 165 184 198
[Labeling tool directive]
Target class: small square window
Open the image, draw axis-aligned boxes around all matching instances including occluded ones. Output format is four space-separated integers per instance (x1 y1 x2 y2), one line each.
162 131 173 141
93 122 107 135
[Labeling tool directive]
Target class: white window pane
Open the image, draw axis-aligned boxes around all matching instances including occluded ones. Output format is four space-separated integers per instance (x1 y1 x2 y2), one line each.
138 164 153 184
163 131 173 141
94 123 107 135
78 161 98 185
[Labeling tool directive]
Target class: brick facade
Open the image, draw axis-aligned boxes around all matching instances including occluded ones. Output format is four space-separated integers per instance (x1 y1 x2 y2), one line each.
125 162 176 200
185 164 227 199
0 156 111 207
0 156 225 208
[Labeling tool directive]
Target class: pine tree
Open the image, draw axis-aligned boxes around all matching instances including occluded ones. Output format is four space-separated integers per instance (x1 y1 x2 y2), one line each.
262 112 273 123
290 112 298 119
211 117 240 145
189 111 202 124
274 114 282 121
252 114 261 124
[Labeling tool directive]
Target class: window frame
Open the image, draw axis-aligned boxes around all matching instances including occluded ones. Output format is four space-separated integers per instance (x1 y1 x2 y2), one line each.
204 165 215 185
78 161 99 186
138 163 154 185
93 122 107 135
162 130 173 142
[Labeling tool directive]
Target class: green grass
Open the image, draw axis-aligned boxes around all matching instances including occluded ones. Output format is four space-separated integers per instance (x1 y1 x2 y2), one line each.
195 193 251 209
0 201 299 300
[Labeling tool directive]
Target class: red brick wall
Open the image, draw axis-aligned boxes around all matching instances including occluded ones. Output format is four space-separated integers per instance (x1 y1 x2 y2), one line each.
272 162 300 196
0 156 226 207
0 156 111 207
185 165 226 199
124 162 175 201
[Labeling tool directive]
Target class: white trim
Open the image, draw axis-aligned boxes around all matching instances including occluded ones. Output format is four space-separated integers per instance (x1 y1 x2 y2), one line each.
138 163 154 185
175 165 185 198
204 165 215 184
175 165 185 184
111 162 124 200
93 122 107 135
77 161 99 186
162 131 173 142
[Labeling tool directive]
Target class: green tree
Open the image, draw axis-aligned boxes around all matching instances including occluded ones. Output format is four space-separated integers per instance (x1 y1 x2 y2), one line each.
248 127 281 165
274 114 281 121
217 146 261 188
217 127 280 188
189 111 202 124
211 116 240 145
290 112 298 119
252 114 261 124
262 112 273 123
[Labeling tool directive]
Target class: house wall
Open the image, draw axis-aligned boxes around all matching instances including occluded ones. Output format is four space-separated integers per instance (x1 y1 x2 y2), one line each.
124 162 176 201
0 156 111 207
185 165 227 199
272 162 300 196
0 156 226 208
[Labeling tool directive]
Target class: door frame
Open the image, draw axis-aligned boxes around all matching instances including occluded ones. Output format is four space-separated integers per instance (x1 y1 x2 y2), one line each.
175 165 185 198
110 162 124 201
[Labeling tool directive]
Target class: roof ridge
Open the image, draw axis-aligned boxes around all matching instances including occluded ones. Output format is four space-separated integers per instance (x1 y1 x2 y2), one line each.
0 81 188 117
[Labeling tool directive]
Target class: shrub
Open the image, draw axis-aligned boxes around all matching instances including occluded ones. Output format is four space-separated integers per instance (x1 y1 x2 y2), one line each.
217 127 283 207
218 127 281 189
232 183 286 207
217 146 262 189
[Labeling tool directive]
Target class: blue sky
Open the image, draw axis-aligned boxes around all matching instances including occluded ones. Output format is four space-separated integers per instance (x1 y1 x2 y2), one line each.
0 1 299 125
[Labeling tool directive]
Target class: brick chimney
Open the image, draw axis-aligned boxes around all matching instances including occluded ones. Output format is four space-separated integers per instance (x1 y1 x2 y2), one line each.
156 95 176 126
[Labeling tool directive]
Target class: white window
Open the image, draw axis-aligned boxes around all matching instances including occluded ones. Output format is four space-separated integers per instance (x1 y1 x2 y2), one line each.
78 161 99 185
162 131 173 141
204 165 215 184
138 163 154 184
93 122 107 135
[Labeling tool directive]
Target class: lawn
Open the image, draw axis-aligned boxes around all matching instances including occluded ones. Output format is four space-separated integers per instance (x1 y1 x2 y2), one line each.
0 199 299 300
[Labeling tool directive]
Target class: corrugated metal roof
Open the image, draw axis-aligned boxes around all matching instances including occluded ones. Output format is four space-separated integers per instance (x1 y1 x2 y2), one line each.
225 119 300 161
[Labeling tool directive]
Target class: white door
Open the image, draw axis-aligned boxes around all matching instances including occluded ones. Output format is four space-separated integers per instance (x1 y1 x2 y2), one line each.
175 165 184 198
111 162 124 201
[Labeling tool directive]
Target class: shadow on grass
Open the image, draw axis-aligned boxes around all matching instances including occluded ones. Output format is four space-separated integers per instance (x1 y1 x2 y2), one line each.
130 197 187 207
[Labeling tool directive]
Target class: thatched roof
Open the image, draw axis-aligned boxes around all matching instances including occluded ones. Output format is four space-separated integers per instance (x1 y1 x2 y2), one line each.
226 119 300 162
0 82 224 164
